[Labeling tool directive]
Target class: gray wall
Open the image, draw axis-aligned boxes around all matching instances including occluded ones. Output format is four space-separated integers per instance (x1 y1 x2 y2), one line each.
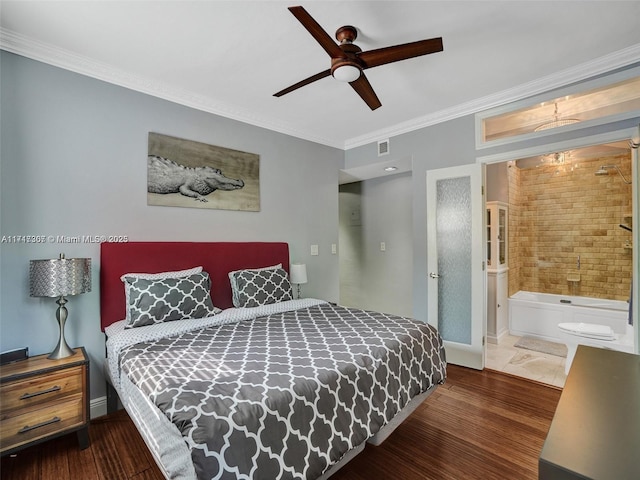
345 116 478 322
0 52 343 402
486 162 509 202
339 172 413 317
338 182 363 308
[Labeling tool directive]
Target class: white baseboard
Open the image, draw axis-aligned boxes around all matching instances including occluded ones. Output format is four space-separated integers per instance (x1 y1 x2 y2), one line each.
487 329 510 345
90 396 108 419
496 329 509 343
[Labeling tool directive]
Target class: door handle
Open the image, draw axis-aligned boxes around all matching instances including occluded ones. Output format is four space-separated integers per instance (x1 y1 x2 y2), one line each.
429 272 441 279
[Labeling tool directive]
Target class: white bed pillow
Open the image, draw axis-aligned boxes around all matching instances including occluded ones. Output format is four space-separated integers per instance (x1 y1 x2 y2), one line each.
120 266 203 283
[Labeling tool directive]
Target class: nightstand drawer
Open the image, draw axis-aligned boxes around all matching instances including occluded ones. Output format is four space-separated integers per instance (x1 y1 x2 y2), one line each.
0 366 83 412
0 393 84 451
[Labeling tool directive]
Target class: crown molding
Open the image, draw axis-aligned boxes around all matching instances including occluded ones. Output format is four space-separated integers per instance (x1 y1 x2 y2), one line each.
0 28 344 149
2 28 638 152
343 43 640 150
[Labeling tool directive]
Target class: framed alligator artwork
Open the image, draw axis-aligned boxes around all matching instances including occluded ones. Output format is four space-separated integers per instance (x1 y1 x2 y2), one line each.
147 132 260 211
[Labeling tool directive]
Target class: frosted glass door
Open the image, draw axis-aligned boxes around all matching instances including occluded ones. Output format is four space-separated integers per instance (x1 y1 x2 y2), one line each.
427 164 484 369
436 176 472 343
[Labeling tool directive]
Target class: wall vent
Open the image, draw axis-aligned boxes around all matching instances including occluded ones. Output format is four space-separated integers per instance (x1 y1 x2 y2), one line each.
378 139 390 156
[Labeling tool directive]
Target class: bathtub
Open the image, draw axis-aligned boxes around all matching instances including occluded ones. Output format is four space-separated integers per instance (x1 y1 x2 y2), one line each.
508 290 630 342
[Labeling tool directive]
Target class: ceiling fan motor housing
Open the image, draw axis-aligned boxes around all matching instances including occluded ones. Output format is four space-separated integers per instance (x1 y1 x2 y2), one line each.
335 25 358 43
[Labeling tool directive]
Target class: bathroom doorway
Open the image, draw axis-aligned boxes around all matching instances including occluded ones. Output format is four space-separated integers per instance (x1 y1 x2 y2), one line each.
482 136 637 387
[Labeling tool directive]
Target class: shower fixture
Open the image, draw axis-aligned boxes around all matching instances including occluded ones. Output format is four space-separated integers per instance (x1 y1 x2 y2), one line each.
594 165 632 184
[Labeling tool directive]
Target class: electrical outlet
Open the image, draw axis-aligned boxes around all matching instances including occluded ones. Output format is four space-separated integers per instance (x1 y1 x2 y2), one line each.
380 242 386 251
311 244 319 256
331 244 337 254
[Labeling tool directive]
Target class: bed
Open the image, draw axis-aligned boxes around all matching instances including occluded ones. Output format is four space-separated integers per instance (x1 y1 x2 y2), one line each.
101 241 446 480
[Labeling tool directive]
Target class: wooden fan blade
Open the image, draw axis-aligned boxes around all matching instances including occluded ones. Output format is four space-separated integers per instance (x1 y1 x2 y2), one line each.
288 6 343 58
349 73 382 110
358 37 443 69
274 69 332 97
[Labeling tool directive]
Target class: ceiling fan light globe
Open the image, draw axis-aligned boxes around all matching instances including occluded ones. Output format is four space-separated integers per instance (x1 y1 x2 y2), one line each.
332 64 361 83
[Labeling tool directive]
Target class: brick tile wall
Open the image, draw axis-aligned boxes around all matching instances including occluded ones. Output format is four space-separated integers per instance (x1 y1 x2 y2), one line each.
507 154 632 301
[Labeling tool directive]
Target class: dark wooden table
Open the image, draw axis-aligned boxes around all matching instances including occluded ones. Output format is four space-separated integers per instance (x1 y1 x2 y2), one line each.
539 345 640 479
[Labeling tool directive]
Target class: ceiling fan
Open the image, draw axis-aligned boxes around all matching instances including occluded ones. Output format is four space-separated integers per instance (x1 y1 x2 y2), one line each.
274 6 443 110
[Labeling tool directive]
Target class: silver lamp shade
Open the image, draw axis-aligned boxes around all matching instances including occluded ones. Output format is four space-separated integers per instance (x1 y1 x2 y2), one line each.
30 253 91 359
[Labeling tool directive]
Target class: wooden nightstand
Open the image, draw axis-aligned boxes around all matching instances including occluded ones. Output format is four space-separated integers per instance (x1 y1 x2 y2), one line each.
0 347 90 456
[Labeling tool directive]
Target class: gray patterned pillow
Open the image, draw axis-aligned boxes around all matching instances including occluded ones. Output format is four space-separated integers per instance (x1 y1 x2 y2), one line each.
230 267 293 308
228 264 281 307
124 272 219 328
121 266 203 324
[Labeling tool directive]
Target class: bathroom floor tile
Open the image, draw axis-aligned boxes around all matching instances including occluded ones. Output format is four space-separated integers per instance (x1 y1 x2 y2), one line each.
485 335 566 388
486 343 518 371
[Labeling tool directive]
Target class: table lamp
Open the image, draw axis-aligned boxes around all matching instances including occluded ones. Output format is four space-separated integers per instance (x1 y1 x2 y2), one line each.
30 253 91 359
290 263 308 299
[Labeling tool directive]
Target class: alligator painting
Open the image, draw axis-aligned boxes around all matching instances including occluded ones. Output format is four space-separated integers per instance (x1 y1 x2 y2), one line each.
147 155 245 202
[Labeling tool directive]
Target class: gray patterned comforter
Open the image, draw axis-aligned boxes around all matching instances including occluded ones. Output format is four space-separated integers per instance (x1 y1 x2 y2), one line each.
118 302 446 480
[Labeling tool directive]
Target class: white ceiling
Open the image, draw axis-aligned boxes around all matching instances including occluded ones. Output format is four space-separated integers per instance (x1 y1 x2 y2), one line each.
1 1 640 149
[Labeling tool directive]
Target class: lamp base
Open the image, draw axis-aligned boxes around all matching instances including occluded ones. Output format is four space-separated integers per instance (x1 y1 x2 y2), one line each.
48 296 76 360
48 341 76 360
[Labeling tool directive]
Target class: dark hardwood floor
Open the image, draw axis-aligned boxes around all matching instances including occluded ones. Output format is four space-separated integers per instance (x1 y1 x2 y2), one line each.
1 366 561 480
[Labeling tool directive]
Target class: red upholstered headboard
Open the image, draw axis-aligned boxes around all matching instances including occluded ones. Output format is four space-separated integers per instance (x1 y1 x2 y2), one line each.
100 242 289 331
